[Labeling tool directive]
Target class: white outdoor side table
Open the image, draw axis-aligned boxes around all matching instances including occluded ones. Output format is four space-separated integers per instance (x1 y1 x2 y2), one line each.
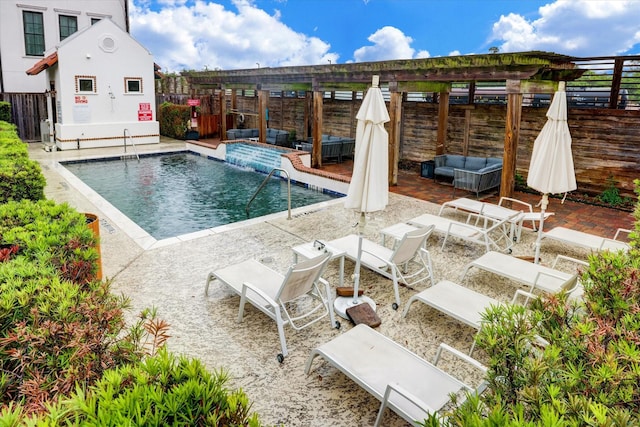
292 240 346 286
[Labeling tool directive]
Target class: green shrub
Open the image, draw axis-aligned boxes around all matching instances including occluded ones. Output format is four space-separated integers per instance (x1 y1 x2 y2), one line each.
0 102 10 122
0 121 45 203
158 102 191 139
18 348 261 426
0 200 174 415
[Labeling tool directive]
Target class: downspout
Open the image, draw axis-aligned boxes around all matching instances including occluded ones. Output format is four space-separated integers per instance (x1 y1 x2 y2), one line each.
0 44 5 93
124 0 130 33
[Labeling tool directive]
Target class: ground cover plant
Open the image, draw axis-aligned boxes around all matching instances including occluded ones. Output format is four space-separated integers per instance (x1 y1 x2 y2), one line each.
421 181 640 426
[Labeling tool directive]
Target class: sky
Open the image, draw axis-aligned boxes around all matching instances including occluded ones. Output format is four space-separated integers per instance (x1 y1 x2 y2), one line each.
129 0 640 73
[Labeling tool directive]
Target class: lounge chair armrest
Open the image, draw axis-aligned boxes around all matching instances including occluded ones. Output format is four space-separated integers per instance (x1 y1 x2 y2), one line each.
531 270 576 293
240 281 278 307
511 289 538 305
374 383 435 427
499 197 533 213
433 343 488 375
551 254 589 269
614 228 633 240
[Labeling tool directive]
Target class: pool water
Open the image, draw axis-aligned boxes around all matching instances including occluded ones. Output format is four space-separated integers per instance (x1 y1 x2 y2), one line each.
63 152 340 240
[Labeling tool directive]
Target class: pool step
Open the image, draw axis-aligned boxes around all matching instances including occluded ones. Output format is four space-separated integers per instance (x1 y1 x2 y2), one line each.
226 144 283 175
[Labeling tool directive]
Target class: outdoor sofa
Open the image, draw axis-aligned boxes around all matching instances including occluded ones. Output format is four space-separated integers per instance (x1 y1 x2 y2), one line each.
226 128 290 146
301 135 355 162
434 154 503 197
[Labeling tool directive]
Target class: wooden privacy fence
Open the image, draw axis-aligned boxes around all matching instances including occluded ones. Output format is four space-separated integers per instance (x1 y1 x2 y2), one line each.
1 93 47 141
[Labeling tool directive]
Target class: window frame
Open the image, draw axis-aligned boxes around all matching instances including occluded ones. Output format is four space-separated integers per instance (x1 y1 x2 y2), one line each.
124 77 143 94
75 76 97 94
59 14 78 41
23 10 45 57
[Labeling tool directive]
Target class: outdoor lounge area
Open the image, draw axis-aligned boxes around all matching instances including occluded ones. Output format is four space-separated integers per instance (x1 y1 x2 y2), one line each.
30 140 635 426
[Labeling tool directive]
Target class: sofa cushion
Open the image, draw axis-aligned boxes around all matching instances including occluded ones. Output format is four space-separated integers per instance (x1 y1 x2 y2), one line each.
486 157 503 166
434 166 455 178
464 156 487 171
238 129 257 138
445 154 466 169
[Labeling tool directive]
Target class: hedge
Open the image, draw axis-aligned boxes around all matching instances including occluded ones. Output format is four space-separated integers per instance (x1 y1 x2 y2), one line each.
0 121 45 203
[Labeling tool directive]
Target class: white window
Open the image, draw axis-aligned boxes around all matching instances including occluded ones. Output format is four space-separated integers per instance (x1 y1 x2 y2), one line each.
75 76 96 93
124 77 143 93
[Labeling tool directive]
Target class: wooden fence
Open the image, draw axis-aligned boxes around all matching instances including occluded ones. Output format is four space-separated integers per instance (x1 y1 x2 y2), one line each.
1 93 47 141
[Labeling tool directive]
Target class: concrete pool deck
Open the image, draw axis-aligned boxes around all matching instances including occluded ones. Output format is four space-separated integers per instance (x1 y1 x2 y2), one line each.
29 140 634 426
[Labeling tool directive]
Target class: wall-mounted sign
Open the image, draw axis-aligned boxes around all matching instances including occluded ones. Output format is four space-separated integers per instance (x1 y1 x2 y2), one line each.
138 102 153 121
74 95 88 104
187 99 200 106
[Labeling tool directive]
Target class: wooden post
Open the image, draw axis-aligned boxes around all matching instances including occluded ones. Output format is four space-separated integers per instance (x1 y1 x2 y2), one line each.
500 91 523 200
312 88 323 168
436 91 449 155
258 89 268 143
231 89 237 129
389 85 402 186
219 89 227 139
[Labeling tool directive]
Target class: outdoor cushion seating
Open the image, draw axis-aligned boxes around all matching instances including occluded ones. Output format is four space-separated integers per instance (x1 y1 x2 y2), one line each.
225 128 290 146
304 324 488 427
205 252 339 363
434 154 503 196
460 251 588 295
407 211 517 253
541 226 631 252
303 135 356 162
326 227 435 310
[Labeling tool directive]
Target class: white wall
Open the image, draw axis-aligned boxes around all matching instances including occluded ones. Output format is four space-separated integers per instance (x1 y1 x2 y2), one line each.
51 19 159 150
0 0 127 93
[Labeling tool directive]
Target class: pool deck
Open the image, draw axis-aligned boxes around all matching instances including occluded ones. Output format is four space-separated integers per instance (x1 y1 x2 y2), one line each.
29 139 635 426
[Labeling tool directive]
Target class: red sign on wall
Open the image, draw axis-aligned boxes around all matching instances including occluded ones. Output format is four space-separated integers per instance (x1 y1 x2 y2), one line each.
75 96 88 104
138 103 152 121
187 99 200 106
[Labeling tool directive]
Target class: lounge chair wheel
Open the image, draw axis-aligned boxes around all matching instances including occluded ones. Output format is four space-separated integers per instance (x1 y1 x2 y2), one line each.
392 302 399 311
277 353 285 364
334 321 341 329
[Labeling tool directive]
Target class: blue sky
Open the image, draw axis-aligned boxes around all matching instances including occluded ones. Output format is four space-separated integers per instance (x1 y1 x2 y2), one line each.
129 0 640 73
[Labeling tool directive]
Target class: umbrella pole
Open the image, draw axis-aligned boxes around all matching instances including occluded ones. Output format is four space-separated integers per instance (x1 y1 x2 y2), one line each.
333 211 377 320
534 194 549 264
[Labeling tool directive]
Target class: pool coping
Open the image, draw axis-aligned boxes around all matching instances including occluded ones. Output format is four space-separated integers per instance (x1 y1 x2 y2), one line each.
53 146 348 250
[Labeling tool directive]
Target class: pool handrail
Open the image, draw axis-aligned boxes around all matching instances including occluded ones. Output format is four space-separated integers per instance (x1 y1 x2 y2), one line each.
246 168 291 220
123 128 140 162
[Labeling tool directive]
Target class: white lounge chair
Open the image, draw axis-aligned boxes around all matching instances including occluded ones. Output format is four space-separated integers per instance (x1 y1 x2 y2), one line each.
205 252 339 363
460 251 588 295
327 227 435 310
439 196 552 243
541 226 631 252
305 324 487 427
402 280 556 354
407 211 518 253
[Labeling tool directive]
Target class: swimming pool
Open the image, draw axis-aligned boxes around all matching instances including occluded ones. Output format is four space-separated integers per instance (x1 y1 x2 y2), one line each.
62 152 341 240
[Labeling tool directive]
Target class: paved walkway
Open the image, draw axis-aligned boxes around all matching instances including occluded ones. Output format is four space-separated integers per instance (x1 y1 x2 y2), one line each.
318 158 635 239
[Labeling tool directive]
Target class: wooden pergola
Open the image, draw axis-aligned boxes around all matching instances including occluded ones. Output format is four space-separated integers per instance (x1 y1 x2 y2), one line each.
186 51 587 199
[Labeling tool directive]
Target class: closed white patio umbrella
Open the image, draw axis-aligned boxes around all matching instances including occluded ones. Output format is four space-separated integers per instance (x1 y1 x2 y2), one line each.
528 81 577 263
334 75 389 319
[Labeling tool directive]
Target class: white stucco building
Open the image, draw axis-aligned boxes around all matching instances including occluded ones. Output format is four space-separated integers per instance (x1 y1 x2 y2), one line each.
0 0 128 94
27 18 159 150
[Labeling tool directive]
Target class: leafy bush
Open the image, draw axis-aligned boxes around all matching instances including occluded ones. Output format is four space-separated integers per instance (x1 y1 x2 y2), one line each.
0 102 10 122
0 121 45 203
436 183 640 426
158 102 191 139
15 349 261 426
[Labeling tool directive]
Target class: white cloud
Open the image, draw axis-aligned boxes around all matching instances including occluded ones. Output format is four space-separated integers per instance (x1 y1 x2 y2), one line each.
130 0 338 72
490 0 640 56
353 26 422 62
